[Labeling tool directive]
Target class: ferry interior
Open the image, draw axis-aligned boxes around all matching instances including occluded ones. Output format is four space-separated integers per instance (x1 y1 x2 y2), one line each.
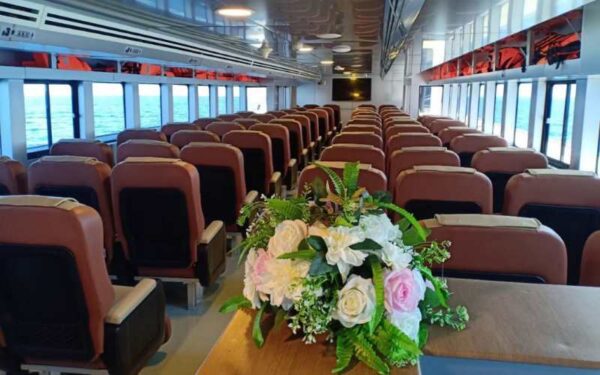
0 0 599 374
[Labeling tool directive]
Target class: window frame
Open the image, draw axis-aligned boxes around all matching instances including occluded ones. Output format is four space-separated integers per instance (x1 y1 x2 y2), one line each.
465 83 472 126
476 83 486 131
513 82 533 147
24 80 81 159
418 85 444 116
541 80 577 168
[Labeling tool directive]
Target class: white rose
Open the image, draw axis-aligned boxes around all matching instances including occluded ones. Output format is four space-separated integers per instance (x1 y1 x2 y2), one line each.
268 220 308 257
388 308 422 342
359 214 402 245
333 275 376 328
381 242 413 271
324 226 368 281
258 257 310 311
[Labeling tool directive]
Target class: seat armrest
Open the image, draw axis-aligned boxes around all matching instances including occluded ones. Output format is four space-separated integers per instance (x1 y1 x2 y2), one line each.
244 190 259 205
200 220 224 245
269 172 283 197
286 158 298 189
106 279 157 325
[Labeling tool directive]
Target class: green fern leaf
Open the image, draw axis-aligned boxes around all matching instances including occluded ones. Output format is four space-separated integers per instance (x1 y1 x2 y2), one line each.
376 202 428 243
332 330 354 373
267 198 307 220
343 162 360 197
314 162 346 199
350 332 390 375
368 256 385 334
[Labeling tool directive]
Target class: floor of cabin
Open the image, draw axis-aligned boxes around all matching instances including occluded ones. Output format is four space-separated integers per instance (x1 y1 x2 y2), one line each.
140 253 243 375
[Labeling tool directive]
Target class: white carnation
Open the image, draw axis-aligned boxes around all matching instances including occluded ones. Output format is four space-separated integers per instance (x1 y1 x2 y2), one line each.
388 308 422 342
333 275 376 328
359 214 402 245
381 242 413 271
323 226 367 281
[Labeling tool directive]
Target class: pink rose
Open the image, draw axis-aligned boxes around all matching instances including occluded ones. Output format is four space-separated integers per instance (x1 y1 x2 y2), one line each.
250 248 272 286
384 269 426 313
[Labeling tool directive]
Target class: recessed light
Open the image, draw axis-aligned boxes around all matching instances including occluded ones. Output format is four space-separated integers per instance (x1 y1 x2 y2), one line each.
216 7 254 18
343 71 351 75
332 44 352 53
316 33 342 39
334 65 345 71
320 60 334 65
298 46 314 52
351 64 363 68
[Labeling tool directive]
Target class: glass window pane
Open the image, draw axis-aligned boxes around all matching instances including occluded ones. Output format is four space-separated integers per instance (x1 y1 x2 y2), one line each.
482 14 489 44
563 84 577 163
172 85 189 122
546 84 567 160
421 40 445 71
49 84 74 142
523 0 538 26
198 86 210 117
465 84 472 126
493 84 505 136
24 83 49 149
233 86 241 112
168 0 185 16
93 83 125 138
499 3 510 36
419 86 443 116
139 84 161 128
513 83 532 147
217 86 227 114
477 84 486 130
246 87 267 113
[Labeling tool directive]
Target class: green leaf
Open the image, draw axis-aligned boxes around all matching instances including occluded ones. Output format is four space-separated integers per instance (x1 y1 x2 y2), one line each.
418 324 429 349
343 162 360 197
314 162 346 198
310 177 327 200
381 319 421 357
377 202 428 243
307 235 327 252
371 190 392 204
219 295 252 313
274 309 287 331
350 239 383 251
350 332 390 375
277 249 318 260
332 330 354 373
309 255 336 276
402 227 432 247
334 216 353 227
368 256 385 334
267 198 308 220
397 218 411 232
252 303 267 348
422 288 442 309
417 265 449 308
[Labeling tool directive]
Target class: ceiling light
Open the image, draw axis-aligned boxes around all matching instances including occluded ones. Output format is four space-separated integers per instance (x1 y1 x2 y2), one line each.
343 71 351 75
351 64 363 68
334 65 345 71
298 46 314 53
316 33 342 39
320 60 334 65
216 7 254 18
332 44 352 53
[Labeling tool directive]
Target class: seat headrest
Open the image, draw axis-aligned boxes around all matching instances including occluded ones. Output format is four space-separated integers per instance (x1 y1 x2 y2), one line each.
488 147 536 153
0 156 12 162
123 157 181 164
123 139 170 146
55 139 101 144
316 161 373 170
413 165 476 174
526 169 596 177
426 214 541 230
0 195 80 210
39 155 99 164
397 146 447 153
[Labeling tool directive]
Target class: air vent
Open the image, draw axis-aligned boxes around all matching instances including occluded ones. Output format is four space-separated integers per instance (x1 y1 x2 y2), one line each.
0 0 41 25
40 8 319 79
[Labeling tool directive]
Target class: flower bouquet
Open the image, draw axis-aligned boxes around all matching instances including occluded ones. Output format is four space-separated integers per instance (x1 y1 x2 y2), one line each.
221 162 468 374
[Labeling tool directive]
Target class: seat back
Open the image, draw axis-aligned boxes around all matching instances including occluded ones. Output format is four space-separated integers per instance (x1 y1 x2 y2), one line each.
450 134 509 166
429 119 466 135
193 118 219 129
0 157 27 195
472 148 548 212
332 132 383 149
205 122 245 138
417 115 451 128
50 139 114 167
235 118 260 129
217 114 240 122
235 111 254 118
267 111 286 118
357 104 376 111
301 111 320 143
320 144 386 172
281 115 312 147
112 158 204 270
250 124 291 177
298 162 386 194
438 126 481 146
170 130 220 148
270 119 304 162
282 109 298 114
223 131 273 195
347 118 382 127
387 147 460 190
180 143 246 229
394 166 493 220
342 125 383 137
0 196 113 360
308 109 331 140
385 125 429 139
117 129 166 145
29 156 114 259
324 104 341 128
320 107 336 132
161 123 199 140
117 140 180 163
386 133 442 154
303 104 319 109
249 113 276 123
504 169 600 284
424 214 567 284
580 231 600 286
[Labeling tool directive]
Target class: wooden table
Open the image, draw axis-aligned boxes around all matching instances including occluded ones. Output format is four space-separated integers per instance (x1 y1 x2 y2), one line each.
198 278 600 374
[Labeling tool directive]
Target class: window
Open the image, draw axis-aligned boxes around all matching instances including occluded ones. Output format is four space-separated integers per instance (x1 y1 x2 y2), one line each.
139 84 161 128
172 85 189 122
233 86 242 112
513 83 532 147
482 13 489 44
493 83 505 136
542 82 577 165
499 2 510 37
464 22 474 52
198 85 210 117
421 40 446 71
476 83 486 130
523 0 538 26
465 84 472 125
596 134 600 174
456 84 462 120
168 0 186 17
217 86 227 114
447 85 453 116
246 87 267 113
93 83 124 138
419 86 443 116
24 82 78 151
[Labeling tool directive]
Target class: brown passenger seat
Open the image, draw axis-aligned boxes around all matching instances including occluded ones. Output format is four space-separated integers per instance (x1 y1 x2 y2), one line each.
223 130 281 196
111 158 227 304
298 162 387 194
428 119 467 135
308 108 332 142
385 125 430 139
332 132 383 149
504 169 600 284
347 118 382 127
193 118 219 129
320 144 386 172
0 157 27 195
394 165 493 220
271 118 309 166
117 129 166 145
280 115 314 160
250 124 296 188
438 126 481 146
204 121 245 139
117 139 179 163
217 114 240 122
472 147 548 212
235 118 260 128
170 130 220 148
450 133 509 166
235 111 254 118
580 231 600 286
342 125 383 137
324 104 341 130
50 139 114 167
386 133 442 154
249 113 277 123
181 143 257 232
387 147 460 190
424 214 567 284
0 195 170 374
161 122 200 141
